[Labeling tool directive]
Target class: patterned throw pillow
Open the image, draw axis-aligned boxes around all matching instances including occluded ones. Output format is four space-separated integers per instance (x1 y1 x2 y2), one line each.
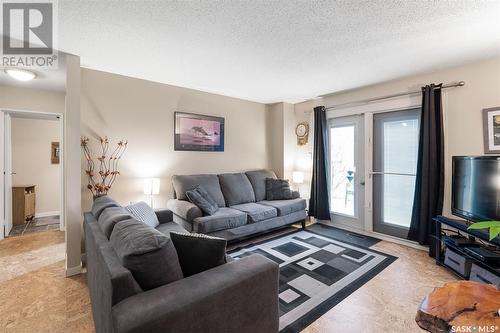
125 201 160 228
265 178 294 200
186 186 219 215
170 232 227 277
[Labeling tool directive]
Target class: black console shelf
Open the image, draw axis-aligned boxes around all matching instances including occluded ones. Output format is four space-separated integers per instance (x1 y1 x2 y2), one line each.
433 215 500 280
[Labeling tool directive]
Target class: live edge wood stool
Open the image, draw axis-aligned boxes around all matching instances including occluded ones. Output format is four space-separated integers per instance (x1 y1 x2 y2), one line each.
416 281 500 333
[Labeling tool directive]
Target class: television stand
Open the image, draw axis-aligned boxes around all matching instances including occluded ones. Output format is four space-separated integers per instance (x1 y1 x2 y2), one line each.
432 215 500 281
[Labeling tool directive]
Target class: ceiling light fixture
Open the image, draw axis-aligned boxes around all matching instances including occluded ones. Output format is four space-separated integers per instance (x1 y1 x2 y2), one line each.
4 68 37 81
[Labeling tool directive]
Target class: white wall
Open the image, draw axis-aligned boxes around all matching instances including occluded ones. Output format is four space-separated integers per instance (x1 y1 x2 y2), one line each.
80 68 269 211
11 118 60 215
294 56 500 218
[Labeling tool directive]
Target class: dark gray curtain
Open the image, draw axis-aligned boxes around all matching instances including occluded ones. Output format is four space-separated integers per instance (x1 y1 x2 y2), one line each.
309 106 331 220
408 84 444 257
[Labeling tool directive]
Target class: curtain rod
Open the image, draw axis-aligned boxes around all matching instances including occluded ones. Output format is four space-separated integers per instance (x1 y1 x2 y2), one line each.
325 80 465 111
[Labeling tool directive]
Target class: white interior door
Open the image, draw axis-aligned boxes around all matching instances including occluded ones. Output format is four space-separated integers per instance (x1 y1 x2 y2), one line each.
4 113 12 237
329 115 365 229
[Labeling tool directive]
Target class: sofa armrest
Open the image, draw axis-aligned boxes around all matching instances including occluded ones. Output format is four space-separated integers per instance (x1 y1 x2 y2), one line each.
154 209 173 224
112 255 279 333
166 199 202 222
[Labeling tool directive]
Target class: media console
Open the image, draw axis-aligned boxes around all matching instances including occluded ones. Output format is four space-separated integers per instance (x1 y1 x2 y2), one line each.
433 215 500 285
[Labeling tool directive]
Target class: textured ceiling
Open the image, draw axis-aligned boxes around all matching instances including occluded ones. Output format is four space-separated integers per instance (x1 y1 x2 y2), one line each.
58 0 500 103
0 53 66 92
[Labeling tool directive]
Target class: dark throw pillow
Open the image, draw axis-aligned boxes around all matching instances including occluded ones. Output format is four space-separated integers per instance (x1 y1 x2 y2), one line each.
98 206 132 239
265 178 294 200
170 232 227 277
110 219 183 290
186 186 219 215
91 195 120 219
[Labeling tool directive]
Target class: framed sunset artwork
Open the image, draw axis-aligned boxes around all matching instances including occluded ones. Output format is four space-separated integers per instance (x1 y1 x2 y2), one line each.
174 112 225 152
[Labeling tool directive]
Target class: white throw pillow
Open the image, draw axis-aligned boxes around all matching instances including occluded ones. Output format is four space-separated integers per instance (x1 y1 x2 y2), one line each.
125 201 159 228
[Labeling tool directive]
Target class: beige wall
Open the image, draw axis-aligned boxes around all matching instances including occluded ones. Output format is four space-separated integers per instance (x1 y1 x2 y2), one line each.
11 118 60 215
266 103 285 177
80 69 269 211
266 102 296 180
294 56 500 218
65 54 83 275
0 85 65 113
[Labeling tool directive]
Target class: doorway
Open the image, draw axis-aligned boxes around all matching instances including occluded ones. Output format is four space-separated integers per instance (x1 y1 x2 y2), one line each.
372 108 420 238
0 110 64 239
329 115 365 229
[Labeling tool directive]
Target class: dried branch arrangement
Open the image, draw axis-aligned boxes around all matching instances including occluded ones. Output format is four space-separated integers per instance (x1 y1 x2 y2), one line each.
81 136 128 199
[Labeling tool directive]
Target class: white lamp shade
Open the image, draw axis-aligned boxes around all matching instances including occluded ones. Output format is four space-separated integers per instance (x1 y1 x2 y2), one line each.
292 171 305 184
144 178 160 195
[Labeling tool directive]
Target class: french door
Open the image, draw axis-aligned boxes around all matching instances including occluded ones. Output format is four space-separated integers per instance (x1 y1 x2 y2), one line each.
372 108 420 238
329 115 364 229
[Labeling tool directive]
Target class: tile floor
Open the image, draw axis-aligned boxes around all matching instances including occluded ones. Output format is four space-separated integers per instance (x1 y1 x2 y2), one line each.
8 215 60 237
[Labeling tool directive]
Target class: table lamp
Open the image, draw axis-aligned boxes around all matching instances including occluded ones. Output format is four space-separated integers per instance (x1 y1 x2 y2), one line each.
144 178 160 208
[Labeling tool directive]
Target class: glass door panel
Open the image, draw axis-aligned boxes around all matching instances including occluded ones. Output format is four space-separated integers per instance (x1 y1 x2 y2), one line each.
373 109 420 238
329 115 364 228
331 125 355 216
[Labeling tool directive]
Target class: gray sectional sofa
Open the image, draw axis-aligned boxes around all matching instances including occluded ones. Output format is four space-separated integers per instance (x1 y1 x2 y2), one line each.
84 196 280 333
167 169 307 241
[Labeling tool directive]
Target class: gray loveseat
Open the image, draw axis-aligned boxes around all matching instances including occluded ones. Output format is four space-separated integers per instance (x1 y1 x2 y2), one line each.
84 196 280 333
167 170 307 242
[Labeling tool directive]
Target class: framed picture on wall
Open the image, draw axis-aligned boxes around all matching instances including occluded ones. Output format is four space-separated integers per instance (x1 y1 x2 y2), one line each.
483 107 500 154
51 142 60 164
174 112 225 152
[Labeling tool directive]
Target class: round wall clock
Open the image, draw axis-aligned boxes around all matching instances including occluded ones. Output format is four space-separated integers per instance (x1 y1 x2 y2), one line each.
295 122 309 146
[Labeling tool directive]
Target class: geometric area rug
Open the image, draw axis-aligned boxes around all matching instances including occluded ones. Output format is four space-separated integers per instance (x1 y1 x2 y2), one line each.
229 226 397 333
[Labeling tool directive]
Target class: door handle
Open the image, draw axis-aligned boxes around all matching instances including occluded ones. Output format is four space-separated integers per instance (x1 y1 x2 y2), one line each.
10 172 16 175
360 181 365 186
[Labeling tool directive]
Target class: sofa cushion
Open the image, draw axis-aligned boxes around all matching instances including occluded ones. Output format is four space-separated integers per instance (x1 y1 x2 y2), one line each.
92 195 120 219
218 173 256 206
110 218 183 290
192 207 247 233
186 186 219 215
172 174 226 207
170 232 227 277
245 170 277 202
98 206 132 239
156 221 187 235
125 201 160 228
230 203 277 223
258 198 307 216
265 178 294 200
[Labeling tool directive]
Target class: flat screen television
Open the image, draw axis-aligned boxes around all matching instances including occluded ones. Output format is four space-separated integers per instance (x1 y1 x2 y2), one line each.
452 156 500 221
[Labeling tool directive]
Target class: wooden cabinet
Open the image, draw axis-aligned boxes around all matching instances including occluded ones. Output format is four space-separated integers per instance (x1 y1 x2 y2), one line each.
12 185 36 226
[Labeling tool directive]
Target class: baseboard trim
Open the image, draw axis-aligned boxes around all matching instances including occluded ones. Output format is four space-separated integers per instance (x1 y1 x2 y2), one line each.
65 265 82 277
35 211 60 218
319 221 428 251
